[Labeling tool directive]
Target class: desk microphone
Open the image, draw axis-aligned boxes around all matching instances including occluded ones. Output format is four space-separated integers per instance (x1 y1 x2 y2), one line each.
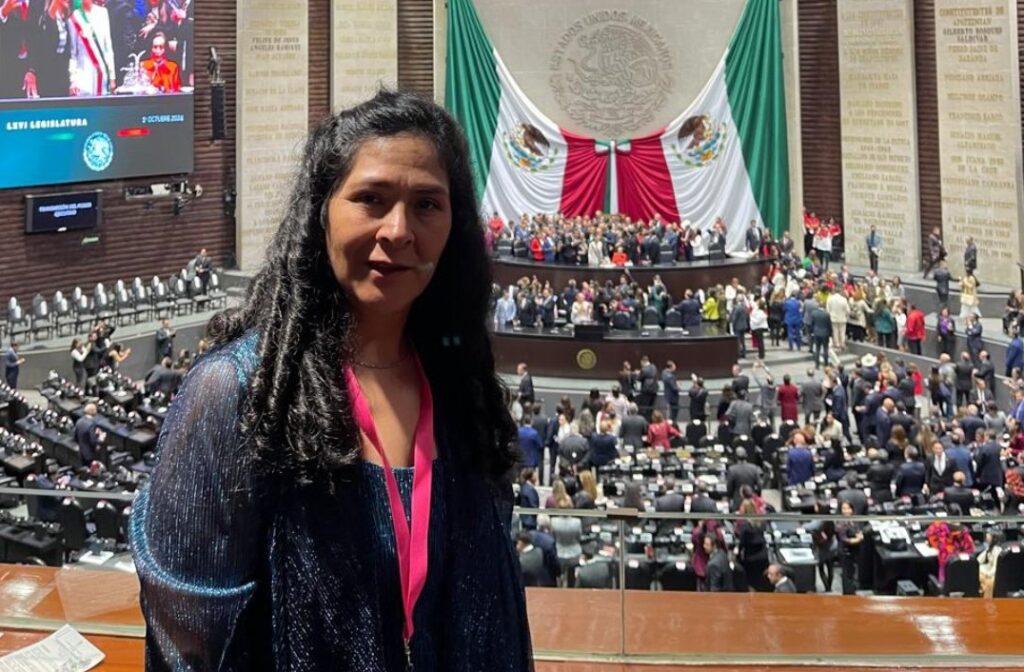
416 261 436 272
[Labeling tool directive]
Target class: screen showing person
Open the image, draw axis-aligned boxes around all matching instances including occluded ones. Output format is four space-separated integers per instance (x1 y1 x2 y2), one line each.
141 31 179 92
68 0 117 97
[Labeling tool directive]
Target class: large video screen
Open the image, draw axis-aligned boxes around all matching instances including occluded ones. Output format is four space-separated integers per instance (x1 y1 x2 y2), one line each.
0 0 194 190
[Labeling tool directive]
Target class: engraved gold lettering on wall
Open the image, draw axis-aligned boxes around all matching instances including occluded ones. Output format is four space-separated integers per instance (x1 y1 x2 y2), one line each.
332 0 397 111
838 0 921 273
237 0 309 270
935 0 1023 280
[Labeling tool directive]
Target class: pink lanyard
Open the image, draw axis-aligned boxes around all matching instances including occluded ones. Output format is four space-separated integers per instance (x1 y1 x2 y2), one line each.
344 360 434 662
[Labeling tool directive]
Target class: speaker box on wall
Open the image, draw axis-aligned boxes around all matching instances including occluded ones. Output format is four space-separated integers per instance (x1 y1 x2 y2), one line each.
211 83 227 140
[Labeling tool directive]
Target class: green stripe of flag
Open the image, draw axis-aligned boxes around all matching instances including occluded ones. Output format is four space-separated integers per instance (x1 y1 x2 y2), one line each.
445 0 501 200
725 0 789 237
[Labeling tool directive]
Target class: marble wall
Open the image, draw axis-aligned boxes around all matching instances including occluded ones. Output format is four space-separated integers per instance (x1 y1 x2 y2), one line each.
236 0 309 271
332 0 398 111
935 0 1023 281
838 0 921 272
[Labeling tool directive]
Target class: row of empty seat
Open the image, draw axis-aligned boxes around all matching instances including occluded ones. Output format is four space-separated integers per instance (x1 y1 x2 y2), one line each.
3 271 228 343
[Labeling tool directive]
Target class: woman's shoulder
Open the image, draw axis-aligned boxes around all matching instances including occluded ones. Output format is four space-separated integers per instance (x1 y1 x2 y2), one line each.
190 329 260 388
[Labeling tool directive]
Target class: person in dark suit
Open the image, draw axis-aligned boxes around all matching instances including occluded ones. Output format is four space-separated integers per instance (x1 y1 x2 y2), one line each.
866 448 894 503
193 248 213 293
516 362 534 405
636 356 659 420
689 375 708 422
517 414 542 468
676 290 703 328
976 351 996 400
925 440 955 496
725 393 755 438
954 352 975 408
945 433 974 487
971 379 994 407
73 403 105 465
837 478 869 515
975 431 1005 493
654 476 685 512
704 535 734 592
786 432 814 486
726 447 762 508
745 220 763 254
516 532 555 587
964 236 977 276
767 564 797 593
731 364 750 398
895 447 926 499
517 468 540 529
934 262 952 308
875 398 895 449
689 483 718 513
155 319 176 361
619 404 648 448
965 317 983 366
661 361 680 422
942 471 976 513
1006 333 1023 377
3 341 24 389
583 424 618 469
809 305 832 369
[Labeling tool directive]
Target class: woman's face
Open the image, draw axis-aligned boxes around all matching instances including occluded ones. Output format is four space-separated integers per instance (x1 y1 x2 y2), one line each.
325 134 451 320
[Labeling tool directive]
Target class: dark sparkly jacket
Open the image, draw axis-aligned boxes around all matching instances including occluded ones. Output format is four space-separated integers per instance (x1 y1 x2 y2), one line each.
130 330 533 671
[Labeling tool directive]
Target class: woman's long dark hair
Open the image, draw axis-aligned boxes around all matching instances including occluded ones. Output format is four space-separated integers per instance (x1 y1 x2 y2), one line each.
210 90 517 489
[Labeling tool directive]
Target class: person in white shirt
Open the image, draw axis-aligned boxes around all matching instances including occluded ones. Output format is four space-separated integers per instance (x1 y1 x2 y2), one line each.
749 299 769 360
587 235 606 267
570 293 593 325
826 289 850 352
68 0 116 96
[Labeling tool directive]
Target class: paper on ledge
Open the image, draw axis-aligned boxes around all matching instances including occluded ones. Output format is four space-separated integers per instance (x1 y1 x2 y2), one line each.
0 625 104 672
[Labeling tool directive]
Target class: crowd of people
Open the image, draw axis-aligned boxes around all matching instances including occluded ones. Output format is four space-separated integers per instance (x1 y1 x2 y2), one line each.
486 210 786 266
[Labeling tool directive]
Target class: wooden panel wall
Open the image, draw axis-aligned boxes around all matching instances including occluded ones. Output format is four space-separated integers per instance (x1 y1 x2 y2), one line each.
0 0 332 305
309 0 332 127
797 0 844 227
398 0 435 98
0 2 236 304
914 0 941 258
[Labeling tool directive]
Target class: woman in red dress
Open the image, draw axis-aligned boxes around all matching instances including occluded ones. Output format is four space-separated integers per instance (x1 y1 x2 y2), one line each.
777 373 800 423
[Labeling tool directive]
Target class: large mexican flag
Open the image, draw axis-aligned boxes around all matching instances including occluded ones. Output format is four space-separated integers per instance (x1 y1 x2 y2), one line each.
445 0 789 247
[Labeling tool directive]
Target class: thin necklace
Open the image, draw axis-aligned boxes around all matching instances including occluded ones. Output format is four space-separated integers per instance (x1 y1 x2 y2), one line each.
351 350 414 370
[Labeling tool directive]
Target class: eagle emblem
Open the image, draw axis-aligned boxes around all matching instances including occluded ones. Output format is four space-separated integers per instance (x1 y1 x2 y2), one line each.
672 114 729 169
502 122 558 173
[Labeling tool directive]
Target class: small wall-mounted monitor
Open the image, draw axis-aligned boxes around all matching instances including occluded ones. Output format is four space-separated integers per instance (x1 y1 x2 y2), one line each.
25 190 102 234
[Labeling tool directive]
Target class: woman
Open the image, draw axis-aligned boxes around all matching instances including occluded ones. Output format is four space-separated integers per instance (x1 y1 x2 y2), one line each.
847 288 869 343
768 289 785 346
573 470 599 509
69 338 90 389
646 409 681 451
546 478 573 509
813 223 833 271
836 500 864 595
936 306 956 357
777 374 800 424
960 271 981 318
735 498 771 592
979 530 1004 598
131 92 532 669
104 342 131 370
873 299 896 349
749 298 768 360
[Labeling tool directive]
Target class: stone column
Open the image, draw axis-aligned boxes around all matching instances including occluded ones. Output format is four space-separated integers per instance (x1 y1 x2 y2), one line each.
934 0 1024 281
332 0 398 111
236 0 309 271
838 0 921 273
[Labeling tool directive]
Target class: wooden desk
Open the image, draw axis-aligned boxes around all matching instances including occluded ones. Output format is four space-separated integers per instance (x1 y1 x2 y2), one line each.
4 565 1024 668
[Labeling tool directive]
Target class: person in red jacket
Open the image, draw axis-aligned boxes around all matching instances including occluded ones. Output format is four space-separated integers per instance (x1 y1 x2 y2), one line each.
529 234 543 261
905 304 926 355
